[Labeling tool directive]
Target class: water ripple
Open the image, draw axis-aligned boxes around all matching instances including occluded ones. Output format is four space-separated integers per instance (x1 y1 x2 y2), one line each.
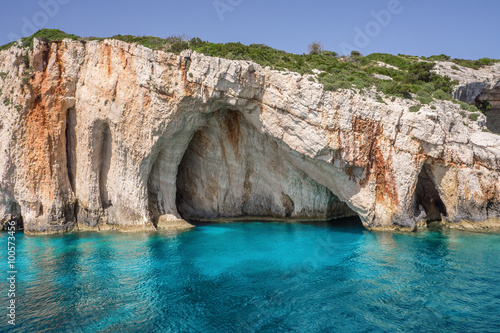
0 224 499 332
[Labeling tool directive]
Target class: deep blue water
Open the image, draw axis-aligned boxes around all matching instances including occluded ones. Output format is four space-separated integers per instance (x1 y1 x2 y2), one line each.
0 221 499 332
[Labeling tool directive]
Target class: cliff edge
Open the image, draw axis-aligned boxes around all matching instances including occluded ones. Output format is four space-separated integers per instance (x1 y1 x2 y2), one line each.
1 37 500 233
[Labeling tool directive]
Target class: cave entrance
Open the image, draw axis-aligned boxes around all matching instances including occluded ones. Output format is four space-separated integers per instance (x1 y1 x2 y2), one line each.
174 110 361 226
414 164 447 223
476 88 500 134
484 108 500 134
93 121 112 209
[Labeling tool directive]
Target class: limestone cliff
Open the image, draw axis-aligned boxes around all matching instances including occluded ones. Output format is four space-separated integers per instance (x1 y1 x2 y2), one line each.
1 38 500 234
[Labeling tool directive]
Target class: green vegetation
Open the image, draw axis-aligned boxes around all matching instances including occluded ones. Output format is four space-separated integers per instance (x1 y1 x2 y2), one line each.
105 34 190 52
423 54 500 70
477 100 492 112
376 94 386 104
455 100 480 112
14 105 22 112
425 54 451 62
451 58 500 70
21 29 80 48
0 72 7 79
409 105 422 113
0 30 498 108
3 97 10 106
0 41 15 51
468 113 480 121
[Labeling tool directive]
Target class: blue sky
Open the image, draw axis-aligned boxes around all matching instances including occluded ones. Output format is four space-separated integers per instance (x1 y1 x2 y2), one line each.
1 0 499 59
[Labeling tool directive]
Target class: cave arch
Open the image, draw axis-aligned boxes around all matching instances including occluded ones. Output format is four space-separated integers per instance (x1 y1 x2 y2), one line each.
414 163 447 223
172 109 360 224
475 85 500 133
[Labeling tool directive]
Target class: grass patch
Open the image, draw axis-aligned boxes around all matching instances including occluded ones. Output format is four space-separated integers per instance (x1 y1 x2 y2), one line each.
409 105 422 112
376 94 386 104
468 113 480 121
455 100 480 112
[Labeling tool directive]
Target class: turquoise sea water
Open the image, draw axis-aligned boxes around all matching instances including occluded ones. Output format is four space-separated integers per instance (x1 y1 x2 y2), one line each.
1 221 499 332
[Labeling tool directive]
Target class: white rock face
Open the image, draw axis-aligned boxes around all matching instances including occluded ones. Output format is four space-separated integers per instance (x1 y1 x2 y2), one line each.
433 61 500 105
0 38 499 233
175 110 357 221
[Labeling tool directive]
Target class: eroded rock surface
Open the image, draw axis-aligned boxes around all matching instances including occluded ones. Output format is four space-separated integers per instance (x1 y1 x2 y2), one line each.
0 38 500 233
434 61 500 133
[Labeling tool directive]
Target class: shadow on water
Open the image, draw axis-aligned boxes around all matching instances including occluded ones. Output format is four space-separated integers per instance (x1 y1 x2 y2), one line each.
189 215 365 234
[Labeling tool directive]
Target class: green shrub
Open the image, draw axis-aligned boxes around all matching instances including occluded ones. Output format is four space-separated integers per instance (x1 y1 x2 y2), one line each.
451 65 460 71
21 29 80 48
452 58 500 69
433 89 453 100
169 41 189 54
3 97 10 106
0 41 16 51
468 113 480 121
365 53 413 69
431 105 436 110
416 90 433 104
456 100 479 112
425 54 451 61
376 94 386 104
409 105 422 112
0 72 7 79
477 100 492 112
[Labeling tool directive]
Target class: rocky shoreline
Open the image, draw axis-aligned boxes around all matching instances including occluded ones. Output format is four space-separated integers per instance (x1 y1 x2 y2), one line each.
1 38 500 234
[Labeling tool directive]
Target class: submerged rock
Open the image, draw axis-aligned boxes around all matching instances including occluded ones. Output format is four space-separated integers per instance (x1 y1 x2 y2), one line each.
0 38 500 233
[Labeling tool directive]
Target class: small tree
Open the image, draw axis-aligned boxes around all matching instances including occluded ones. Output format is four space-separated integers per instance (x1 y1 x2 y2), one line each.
350 50 362 57
308 41 324 55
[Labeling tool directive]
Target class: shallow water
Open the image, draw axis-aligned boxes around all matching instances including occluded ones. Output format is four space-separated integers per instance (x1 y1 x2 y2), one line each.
1 221 499 332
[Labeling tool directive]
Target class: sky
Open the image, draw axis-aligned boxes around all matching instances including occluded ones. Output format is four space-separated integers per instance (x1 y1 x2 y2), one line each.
0 0 499 59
